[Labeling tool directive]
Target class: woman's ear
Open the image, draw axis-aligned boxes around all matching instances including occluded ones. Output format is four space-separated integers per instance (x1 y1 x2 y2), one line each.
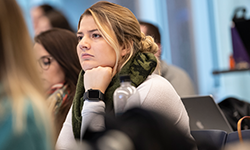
121 48 129 57
121 42 132 57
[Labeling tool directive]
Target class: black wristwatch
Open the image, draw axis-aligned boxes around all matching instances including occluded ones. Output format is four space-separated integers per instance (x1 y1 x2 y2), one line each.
83 89 104 101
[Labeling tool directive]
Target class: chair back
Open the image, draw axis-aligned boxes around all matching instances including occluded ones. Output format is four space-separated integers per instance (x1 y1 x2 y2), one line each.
191 129 227 150
226 129 250 144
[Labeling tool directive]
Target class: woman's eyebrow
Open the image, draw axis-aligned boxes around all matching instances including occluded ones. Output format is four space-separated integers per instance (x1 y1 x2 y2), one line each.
77 29 98 35
76 31 83 35
88 29 98 33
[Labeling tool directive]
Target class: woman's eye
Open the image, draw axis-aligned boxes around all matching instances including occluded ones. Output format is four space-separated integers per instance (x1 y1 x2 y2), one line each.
77 36 83 42
92 34 101 38
43 61 50 66
42 58 51 66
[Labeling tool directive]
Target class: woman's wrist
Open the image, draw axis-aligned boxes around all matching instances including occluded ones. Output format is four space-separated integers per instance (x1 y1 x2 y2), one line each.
83 89 105 101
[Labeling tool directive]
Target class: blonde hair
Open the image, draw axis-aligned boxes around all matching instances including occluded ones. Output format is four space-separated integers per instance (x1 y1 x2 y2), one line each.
0 0 54 144
78 1 158 75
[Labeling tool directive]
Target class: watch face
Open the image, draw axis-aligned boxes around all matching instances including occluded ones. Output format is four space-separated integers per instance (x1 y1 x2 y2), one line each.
84 89 104 101
89 90 99 98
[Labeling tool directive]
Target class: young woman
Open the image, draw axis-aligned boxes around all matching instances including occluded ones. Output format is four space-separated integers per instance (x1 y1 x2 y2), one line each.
34 28 81 138
0 0 53 149
57 1 193 149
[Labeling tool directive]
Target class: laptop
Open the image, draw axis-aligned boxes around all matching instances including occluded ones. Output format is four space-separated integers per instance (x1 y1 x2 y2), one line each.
181 95 233 133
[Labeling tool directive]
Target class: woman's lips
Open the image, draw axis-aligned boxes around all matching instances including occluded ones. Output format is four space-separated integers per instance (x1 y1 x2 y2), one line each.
81 53 93 59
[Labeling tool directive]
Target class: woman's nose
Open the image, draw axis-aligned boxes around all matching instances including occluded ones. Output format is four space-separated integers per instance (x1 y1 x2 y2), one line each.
79 44 89 51
78 37 90 51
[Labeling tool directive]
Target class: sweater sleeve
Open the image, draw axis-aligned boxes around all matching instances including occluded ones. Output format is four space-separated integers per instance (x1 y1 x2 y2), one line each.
56 105 76 150
80 100 105 138
56 101 105 150
138 74 192 138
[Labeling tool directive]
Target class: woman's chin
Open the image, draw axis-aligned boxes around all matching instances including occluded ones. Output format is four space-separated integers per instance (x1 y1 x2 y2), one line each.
82 66 95 71
82 64 99 71
82 64 114 71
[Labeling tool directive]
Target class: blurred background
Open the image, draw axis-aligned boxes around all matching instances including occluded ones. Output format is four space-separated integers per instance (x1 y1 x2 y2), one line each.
17 0 250 103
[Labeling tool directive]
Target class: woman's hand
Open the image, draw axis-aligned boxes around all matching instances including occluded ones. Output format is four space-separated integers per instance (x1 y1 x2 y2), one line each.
84 66 113 93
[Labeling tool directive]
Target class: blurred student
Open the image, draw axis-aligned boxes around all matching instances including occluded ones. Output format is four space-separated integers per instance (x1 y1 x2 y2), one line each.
57 1 193 149
140 21 196 97
82 107 196 150
31 4 74 35
31 4 55 34
0 0 54 149
34 28 81 138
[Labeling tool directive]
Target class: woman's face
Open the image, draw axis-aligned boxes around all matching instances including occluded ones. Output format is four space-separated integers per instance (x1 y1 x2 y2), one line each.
31 7 52 35
34 43 65 91
35 15 52 35
76 15 116 71
31 7 44 32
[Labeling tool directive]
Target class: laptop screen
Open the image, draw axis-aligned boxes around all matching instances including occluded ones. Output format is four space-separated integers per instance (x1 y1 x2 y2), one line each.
181 95 233 133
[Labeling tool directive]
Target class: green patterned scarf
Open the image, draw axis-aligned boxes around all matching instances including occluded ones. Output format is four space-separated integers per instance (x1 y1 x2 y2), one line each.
72 52 157 139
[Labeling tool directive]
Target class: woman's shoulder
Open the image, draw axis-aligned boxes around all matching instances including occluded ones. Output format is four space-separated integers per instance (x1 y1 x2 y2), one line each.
137 74 179 102
149 73 172 81
139 73 177 91
0 99 51 150
0 99 45 135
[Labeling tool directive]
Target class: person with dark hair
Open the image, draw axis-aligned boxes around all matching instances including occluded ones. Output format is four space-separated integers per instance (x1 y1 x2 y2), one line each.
31 4 74 35
140 21 196 97
31 4 55 34
45 10 74 32
35 10 74 35
39 4 54 12
0 0 54 149
34 28 81 138
57 1 193 149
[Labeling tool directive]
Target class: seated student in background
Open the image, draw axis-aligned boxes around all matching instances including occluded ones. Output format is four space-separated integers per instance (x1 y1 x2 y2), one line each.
31 4 54 34
34 28 81 138
140 21 196 97
0 0 54 149
57 1 194 149
31 4 74 35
